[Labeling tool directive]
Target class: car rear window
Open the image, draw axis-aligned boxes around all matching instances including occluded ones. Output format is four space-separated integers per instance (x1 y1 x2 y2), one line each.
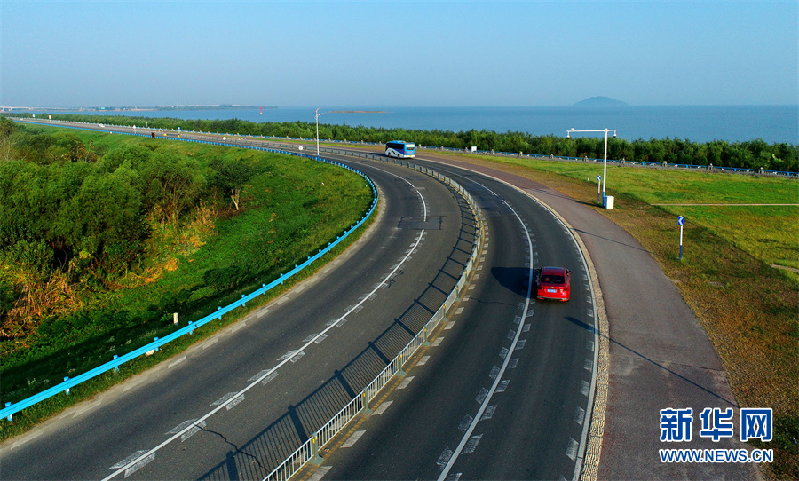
541 274 566 284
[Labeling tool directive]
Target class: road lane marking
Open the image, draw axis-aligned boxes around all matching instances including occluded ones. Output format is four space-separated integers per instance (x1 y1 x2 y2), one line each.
168 357 186 369
342 430 366 447
437 448 453 469
575 406 586 425
308 466 331 481
566 438 579 461
463 434 482 454
397 376 415 390
475 387 489 404
458 414 474 432
374 400 393 415
438 180 534 481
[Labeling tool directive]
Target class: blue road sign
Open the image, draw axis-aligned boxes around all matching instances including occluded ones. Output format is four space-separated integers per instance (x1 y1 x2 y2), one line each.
677 216 685 226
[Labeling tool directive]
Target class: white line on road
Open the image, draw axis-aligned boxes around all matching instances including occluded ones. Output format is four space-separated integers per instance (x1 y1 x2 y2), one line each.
397 376 415 390
374 400 393 415
438 180 534 481
342 430 366 447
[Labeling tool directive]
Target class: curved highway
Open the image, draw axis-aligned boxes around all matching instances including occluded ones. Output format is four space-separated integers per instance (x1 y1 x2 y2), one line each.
0 135 476 480
307 157 597 480
3 122 601 481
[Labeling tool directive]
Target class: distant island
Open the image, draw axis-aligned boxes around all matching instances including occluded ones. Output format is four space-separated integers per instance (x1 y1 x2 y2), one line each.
328 110 387 114
573 97 628 107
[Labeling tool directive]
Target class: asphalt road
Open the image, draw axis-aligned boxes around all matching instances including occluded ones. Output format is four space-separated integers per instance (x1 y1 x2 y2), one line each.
6 121 754 480
310 160 597 480
0 144 474 479
411 153 759 481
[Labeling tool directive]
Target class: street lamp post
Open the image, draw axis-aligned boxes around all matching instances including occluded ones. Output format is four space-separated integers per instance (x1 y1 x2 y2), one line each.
314 108 321 158
566 128 617 207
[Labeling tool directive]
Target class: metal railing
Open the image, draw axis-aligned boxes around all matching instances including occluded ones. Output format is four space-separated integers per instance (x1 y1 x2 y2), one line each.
0 126 379 423
263 157 486 481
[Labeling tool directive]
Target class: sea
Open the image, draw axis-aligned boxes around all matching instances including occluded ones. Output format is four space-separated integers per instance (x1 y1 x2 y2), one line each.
23 106 798 144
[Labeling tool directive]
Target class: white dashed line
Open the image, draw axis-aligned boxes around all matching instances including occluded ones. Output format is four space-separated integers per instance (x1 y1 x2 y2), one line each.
342 430 366 447
397 376 415 390
566 438 579 461
374 401 393 415
168 357 186 368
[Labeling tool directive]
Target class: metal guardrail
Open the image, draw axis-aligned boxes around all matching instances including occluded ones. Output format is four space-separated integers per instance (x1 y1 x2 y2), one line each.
262 157 486 481
0 126 379 423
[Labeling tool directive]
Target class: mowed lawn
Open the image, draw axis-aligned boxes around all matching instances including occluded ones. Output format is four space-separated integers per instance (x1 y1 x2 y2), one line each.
459 155 799 273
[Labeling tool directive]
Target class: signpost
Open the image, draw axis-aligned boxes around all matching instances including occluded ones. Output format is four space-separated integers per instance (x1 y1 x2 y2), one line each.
677 216 685 260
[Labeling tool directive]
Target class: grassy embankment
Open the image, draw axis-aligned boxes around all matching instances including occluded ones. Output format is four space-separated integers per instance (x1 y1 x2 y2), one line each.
421 151 799 479
0 128 374 440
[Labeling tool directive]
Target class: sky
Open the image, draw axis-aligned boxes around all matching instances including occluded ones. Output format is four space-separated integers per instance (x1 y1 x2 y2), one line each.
1 1 797 107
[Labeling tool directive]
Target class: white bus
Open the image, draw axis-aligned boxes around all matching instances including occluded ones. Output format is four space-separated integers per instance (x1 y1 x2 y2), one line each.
385 140 416 158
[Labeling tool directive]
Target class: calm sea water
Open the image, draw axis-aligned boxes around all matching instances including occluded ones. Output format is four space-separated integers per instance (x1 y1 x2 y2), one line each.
33 106 798 144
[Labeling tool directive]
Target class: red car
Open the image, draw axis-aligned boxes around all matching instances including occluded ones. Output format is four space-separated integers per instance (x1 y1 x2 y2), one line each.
534 266 571 301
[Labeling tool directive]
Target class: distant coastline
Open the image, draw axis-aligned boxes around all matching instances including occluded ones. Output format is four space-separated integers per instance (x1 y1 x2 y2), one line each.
3 105 794 144
328 110 387 114
0 105 276 112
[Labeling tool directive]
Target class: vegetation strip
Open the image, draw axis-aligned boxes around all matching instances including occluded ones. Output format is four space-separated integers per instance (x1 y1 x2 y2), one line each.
5 113 796 172
2 126 378 419
0 121 375 438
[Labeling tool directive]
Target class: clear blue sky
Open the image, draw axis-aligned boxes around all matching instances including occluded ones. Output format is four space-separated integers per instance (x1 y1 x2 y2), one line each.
2 1 797 107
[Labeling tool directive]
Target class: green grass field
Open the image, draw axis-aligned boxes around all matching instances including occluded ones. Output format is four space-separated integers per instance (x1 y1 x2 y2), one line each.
0 129 374 439
452 153 799 273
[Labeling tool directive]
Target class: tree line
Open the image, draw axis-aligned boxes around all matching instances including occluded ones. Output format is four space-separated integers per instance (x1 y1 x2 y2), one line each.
0 119 255 329
7 113 796 172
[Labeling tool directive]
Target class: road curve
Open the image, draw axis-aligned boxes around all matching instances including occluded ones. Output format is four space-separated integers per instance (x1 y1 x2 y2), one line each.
307 158 597 480
0 131 475 480
407 153 759 481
